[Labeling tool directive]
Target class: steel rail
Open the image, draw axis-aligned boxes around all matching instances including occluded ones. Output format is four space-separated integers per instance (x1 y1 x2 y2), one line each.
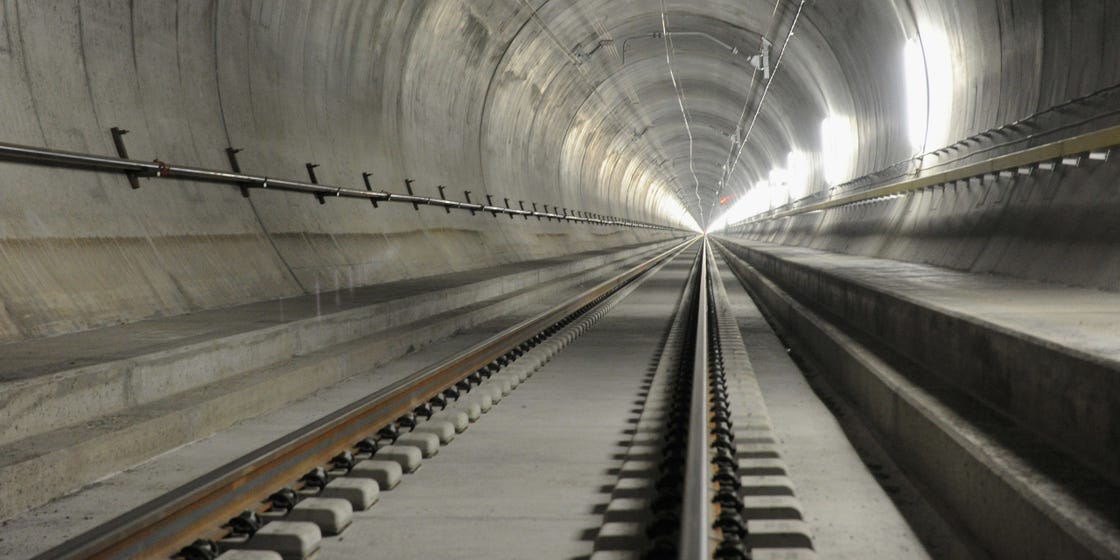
0 140 673 231
734 122 1120 226
32 238 695 560
679 238 712 559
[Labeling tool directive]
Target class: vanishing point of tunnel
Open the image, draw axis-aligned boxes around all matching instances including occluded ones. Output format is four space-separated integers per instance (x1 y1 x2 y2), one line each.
0 2 1118 559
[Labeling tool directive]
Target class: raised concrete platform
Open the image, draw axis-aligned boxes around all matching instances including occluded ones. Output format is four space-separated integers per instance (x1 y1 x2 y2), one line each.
715 254 976 559
708 259 923 559
0 240 678 520
715 236 1120 485
716 241 1120 560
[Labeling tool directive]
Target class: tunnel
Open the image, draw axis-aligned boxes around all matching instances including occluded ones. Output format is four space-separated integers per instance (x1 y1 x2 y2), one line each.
0 1 1117 559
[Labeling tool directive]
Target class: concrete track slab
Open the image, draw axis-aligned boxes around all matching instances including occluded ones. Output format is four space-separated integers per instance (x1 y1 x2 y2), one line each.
316 252 696 559
717 244 1120 560
717 238 1120 484
0 242 665 385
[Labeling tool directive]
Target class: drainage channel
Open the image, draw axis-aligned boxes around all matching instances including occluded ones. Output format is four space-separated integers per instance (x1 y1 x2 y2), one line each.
30 240 695 560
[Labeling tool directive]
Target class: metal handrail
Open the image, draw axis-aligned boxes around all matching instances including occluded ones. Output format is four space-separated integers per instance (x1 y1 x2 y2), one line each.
0 139 675 231
679 238 711 559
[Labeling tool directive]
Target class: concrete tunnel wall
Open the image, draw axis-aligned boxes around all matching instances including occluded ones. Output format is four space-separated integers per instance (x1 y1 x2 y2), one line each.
1 0 1118 343
0 1 695 343
727 0 1120 292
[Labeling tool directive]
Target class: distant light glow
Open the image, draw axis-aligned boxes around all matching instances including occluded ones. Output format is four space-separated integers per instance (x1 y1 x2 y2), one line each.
820 115 855 186
652 182 701 232
786 150 811 200
904 38 928 150
706 150 812 233
665 198 701 232
905 33 953 152
706 178 773 233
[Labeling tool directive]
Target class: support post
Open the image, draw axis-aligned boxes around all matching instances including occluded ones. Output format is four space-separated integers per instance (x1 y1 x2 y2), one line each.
110 127 141 189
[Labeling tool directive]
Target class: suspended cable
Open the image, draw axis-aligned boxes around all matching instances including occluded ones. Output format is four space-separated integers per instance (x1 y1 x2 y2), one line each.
660 0 705 226
714 0 807 218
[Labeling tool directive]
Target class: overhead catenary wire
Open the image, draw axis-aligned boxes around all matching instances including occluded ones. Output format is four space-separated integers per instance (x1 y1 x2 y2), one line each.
661 0 705 227
713 0 807 219
716 0 782 195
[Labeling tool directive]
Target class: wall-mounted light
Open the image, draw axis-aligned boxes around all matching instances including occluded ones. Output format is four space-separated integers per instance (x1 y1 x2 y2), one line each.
787 150 811 200
904 39 928 150
904 33 953 152
820 115 855 186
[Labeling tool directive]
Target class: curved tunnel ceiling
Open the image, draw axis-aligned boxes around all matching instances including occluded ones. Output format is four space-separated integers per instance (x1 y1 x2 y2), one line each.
484 0 911 228
1 0 1117 341
7 0 1105 233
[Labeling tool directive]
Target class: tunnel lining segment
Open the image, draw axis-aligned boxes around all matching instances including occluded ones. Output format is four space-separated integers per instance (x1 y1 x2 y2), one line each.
0 138 674 230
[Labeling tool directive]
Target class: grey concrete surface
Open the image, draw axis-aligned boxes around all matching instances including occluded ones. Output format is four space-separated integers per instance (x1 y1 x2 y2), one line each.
0 0 700 344
0 241 670 445
315 251 696 559
0 241 676 522
717 245 1120 560
1 0 1116 342
716 237 1120 486
0 0 1116 557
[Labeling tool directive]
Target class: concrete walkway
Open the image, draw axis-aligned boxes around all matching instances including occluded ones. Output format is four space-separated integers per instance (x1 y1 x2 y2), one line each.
716 256 964 559
0 242 666 384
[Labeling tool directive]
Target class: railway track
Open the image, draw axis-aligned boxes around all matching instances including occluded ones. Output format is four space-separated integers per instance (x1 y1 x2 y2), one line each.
31 239 820 560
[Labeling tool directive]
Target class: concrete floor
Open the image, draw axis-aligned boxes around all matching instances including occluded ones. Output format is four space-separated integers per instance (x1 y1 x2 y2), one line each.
717 238 1120 491
316 252 694 559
